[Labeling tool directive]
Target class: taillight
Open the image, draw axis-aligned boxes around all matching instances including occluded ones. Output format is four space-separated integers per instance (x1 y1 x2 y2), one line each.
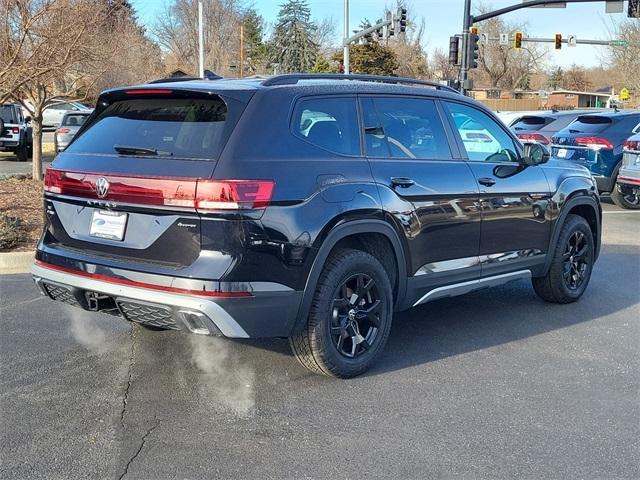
56 127 71 134
11 127 19 134
195 180 274 210
624 139 640 151
44 168 274 211
517 133 550 145
125 89 172 95
575 136 614 150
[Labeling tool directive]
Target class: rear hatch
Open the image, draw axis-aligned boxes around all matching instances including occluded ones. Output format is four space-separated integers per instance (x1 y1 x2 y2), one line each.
511 115 552 145
42 86 255 273
550 115 616 170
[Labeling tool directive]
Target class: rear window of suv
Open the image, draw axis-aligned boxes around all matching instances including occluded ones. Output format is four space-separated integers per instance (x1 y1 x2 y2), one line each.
0 105 18 123
568 115 613 134
65 97 229 160
62 114 89 127
511 116 549 131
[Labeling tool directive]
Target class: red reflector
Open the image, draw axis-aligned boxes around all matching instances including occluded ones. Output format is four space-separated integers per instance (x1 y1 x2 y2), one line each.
125 89 173 95
575 136 614 150
195 180 275 210
44 168 274 211
56 127 71 134
517 133 550 145
34 260 252 298
624 140 639 151
11 127 19 134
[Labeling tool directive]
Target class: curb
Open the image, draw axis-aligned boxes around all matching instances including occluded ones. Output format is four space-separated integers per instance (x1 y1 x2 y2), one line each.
0 251 34 274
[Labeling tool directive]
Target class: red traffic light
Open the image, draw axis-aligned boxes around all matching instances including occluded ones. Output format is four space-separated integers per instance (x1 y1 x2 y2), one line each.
514 32 523 49
554 33 562 50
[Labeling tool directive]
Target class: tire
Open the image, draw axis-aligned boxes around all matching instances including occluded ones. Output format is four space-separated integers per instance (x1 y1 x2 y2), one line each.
532 214 595 304
611 182 640 210
15 144 28 162
289 249 393 378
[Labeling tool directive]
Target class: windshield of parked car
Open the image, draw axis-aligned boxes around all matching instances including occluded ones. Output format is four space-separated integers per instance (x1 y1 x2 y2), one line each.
65 97 229 160
0 105 18 123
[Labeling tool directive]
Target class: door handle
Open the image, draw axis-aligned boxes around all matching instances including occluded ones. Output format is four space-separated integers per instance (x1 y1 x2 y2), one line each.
478 177 496 187
390 177 415 188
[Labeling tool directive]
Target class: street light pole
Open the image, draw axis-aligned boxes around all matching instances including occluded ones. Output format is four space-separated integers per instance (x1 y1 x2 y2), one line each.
343 0 350 74
198 1 204 78
459 0 472 94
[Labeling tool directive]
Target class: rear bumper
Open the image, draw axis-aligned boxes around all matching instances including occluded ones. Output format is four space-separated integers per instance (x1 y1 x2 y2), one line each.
32 262 302 338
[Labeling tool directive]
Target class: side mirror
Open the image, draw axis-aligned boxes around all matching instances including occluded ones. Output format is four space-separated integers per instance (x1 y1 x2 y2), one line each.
522 142 550 166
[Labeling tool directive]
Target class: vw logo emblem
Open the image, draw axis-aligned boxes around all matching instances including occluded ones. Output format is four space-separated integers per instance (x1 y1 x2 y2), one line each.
95 177 110 198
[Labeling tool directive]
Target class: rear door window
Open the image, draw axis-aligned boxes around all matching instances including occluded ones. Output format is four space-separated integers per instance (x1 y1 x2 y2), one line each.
65 97 230 160
362 96 451 160
293 97 360 156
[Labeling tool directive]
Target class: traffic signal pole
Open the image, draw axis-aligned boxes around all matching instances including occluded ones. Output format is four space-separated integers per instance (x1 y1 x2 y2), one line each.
343 0 350 74
458 0 612 94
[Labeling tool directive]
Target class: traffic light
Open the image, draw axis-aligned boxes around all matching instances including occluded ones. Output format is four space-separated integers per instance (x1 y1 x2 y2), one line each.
554 33 562 50
449 36 459 66
629 0 639 18
467 33 480 69
470 26 479 35
514 32 523 49
397 7 407 32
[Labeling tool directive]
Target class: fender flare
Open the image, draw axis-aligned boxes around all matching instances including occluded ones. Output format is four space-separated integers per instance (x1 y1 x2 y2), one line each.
291 219 408 335
544 194 601 274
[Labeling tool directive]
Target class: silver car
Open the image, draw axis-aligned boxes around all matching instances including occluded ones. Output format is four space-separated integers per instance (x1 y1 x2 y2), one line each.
43 100 91 128
54 111 92 152
614 133 640 209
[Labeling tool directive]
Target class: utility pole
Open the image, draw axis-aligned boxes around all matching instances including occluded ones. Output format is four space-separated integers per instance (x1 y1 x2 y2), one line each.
460 0 472 94
343 0 350 74
198 1 204 78
239 23 244 79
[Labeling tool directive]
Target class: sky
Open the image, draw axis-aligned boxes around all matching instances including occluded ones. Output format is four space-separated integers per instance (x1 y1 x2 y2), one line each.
132 0 631 69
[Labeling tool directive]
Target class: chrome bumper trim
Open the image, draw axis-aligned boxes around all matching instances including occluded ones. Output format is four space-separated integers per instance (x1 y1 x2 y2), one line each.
32 263 249 338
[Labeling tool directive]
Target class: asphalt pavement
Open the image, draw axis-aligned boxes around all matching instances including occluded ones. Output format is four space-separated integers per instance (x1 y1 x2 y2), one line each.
1 203 638 479
0 131 54 177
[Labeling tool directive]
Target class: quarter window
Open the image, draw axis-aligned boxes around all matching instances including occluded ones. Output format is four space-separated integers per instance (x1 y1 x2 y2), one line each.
362 97 451 160
293 97 360 156
445 102 519 163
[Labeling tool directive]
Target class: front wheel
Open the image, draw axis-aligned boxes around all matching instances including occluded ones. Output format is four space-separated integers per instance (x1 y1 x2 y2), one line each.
532 214 595 303
289 249 393 378
611 182 640 210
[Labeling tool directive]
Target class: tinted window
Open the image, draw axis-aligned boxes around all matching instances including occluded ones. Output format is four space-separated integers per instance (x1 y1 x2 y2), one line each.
62 114 89 127
568 116 612 134
362 97 451 160
65 97 229 160
445 102 519 163
511 116 548 131
293 97 359 156
0 106 18 123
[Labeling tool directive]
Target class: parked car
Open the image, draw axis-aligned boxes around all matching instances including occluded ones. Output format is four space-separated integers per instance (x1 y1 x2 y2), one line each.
614 133 640 209
0 103 32 161
551 111 640 194
511 110 602 146
494 110 541 127
32 74 602 378
43 100 91 128
54 110 93 153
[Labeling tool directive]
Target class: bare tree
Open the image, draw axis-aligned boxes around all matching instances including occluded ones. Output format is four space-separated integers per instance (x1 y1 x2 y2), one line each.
430 48 458 82
155 0 244 77
563 64 594 92
1 0 141 178
605 18 640 94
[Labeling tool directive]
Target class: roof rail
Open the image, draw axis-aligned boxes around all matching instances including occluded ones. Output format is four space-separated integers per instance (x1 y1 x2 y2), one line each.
261 73 461 94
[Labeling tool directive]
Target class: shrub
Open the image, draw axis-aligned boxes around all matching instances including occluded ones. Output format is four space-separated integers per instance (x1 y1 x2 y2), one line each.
0 214 23 250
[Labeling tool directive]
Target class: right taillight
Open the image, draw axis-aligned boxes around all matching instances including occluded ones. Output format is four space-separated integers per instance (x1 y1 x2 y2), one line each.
56 127 71 134
195 180 275 210
44 168 274 211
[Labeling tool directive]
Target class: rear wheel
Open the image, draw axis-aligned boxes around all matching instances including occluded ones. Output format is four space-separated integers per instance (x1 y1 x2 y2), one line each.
611 181 640 210
15 144 29 162
289 249 393 378
532 214 594 303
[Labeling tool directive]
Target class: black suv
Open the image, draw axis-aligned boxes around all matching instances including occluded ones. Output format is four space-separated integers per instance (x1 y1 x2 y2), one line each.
33 74 601 378
0 103 32 162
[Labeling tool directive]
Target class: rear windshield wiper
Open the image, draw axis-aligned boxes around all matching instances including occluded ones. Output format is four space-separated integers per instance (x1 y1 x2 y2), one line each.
113 144 173 156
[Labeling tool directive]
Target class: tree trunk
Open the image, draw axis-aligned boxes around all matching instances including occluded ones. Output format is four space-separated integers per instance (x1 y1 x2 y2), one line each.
31 112 43 180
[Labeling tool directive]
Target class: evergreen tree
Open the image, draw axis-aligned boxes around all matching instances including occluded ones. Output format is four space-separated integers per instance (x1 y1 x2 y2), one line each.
311 55 336 73
333 43 398 76
270 0 319 73
548 67 564 90
243 9 269 73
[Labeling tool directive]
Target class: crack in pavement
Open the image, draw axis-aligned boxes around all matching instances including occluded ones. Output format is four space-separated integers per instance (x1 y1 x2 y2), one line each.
118 420 160 480
120 324 137 428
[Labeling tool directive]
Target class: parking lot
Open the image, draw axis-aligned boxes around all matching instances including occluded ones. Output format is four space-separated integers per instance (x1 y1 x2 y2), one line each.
0 201 637 479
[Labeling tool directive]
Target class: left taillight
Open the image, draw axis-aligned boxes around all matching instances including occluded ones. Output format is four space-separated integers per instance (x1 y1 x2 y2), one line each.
624 139 639 151
11 127 19 134
56 127 71 134
44 168 274 211
517 133 550 145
